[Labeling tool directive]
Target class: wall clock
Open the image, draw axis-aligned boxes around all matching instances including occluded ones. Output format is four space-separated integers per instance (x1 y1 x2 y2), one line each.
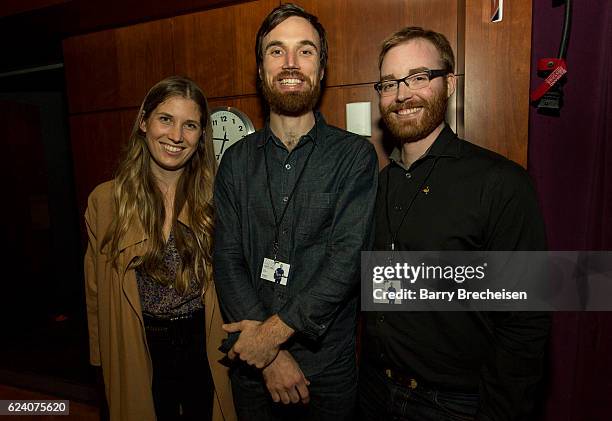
210 106 255 161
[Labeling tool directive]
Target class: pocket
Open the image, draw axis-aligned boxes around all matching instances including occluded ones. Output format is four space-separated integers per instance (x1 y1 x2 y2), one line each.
434 390 479 420
296 192 338 241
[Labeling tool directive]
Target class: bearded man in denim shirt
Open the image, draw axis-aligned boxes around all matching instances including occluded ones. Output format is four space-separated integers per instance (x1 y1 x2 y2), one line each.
213 4 377 420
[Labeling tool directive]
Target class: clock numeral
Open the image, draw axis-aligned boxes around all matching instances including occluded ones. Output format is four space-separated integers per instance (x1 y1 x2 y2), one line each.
232 118 236 124
239 125 243 132
220 116 227 122
212 119 218 126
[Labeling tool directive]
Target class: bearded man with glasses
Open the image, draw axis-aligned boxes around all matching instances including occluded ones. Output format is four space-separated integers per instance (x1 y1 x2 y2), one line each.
360 27 550 421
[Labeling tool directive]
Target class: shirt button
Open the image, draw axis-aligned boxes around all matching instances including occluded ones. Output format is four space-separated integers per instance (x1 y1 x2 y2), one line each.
285 163 292 170
282 196 289 203
393 204 402 211
405 172 412 179
378 315 385 323
282 228 288 235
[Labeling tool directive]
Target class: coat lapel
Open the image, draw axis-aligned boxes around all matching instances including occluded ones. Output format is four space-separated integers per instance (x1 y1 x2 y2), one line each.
118 214 147 252
119 216 147 323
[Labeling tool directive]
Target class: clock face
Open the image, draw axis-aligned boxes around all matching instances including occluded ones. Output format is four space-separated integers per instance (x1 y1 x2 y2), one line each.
210 107 255 162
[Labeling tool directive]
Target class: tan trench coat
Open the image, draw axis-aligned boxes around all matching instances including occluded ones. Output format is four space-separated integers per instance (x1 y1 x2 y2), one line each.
84 181 236 421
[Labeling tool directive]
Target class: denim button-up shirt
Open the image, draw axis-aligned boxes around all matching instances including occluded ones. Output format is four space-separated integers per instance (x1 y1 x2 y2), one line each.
213 112 377 376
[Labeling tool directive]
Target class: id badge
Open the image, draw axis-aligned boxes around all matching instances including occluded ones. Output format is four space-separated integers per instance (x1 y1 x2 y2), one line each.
261 258 290 286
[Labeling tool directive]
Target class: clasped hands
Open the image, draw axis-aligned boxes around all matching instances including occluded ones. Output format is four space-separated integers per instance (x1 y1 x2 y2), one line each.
223 314 310 404
222 314 293 368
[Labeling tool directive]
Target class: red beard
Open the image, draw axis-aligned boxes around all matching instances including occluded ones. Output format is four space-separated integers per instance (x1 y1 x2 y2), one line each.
380 83 448 144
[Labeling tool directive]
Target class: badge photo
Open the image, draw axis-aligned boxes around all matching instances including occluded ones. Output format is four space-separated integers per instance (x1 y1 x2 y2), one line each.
261 258 290 286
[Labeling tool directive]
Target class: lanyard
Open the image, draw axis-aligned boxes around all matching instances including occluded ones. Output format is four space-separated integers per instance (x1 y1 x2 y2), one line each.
385 157 439 251
263 136 317 260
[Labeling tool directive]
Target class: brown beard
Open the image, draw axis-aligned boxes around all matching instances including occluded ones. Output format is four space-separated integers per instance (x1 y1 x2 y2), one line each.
261 70 321 116
380 83 448 145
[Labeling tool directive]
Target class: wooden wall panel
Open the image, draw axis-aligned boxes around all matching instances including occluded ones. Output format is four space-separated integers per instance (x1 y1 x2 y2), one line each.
63 20 174 114
293 0 460 169
318 84 389 168
319 84 381 136
63 31 118 114
173 0 278 99
63 0 533 216
208 95 267 129
464 0 532 167
69 109 138 219
294 0 457 87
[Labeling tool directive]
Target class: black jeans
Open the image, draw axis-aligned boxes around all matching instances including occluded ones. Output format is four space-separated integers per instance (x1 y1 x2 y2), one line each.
230 350 357 421
144 311 213 421
359 362 479 421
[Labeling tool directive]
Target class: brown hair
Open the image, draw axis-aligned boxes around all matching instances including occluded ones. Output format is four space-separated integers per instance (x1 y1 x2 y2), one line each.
255 3 328 76
378 26 455 74
101 75 216 295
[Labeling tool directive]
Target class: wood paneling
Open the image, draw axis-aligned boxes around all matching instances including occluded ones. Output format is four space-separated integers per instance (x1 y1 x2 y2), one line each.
464 0 532 167
63 20 174 113
208 95 267 130
293 0 461 169
173 0 278 99
294 0 457 87
69 109 138 219
63 0 533 218
318 84 381 135
318 84 389 169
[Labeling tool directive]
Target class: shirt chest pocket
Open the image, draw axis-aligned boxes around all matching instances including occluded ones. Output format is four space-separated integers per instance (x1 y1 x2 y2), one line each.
297 192 338 242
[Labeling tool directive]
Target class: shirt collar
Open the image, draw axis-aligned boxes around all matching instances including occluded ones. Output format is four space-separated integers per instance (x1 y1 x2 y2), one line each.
389 124 461 169
257 110 326 149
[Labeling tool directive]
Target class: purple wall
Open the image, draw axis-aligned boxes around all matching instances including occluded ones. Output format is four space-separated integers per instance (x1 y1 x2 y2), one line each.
529 1 612 420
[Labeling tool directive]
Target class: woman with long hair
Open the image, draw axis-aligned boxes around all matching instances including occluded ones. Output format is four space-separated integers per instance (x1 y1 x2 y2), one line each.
84 75 235 420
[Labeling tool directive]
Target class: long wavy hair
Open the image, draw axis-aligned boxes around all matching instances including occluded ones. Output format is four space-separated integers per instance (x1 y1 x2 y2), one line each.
101 75 216 296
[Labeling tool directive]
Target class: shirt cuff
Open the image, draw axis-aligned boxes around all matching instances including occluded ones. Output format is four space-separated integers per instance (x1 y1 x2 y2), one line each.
277 300 329 341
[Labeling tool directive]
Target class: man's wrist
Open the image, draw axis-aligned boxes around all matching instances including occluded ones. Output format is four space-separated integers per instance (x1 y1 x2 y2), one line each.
263 314 295 347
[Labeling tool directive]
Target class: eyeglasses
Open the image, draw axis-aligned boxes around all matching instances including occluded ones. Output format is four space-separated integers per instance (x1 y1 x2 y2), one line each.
374 69 449 96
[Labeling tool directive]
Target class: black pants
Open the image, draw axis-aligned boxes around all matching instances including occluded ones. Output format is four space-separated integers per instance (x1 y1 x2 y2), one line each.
144 311 213 421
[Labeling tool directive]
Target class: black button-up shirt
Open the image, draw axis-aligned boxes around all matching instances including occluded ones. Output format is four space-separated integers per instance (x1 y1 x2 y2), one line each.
214 112 377 376
363 125 549 420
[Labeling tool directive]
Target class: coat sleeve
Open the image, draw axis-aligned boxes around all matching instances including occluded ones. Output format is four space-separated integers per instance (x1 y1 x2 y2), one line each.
84 191 102 366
